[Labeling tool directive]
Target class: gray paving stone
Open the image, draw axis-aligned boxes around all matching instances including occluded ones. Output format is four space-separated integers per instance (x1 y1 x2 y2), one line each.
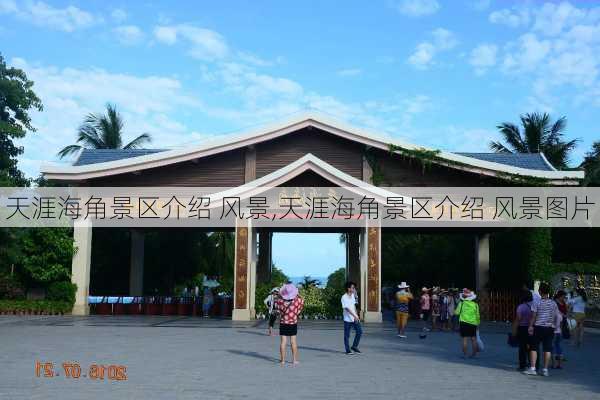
0 316 598 400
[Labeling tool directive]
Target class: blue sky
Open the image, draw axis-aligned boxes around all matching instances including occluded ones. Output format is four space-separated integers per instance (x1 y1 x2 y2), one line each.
272 233 345 278
2 0 600 179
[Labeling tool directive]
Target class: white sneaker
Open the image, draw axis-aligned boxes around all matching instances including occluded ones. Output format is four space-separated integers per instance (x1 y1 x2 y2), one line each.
398 334 407 338
541 369 549 377
523 368 537 376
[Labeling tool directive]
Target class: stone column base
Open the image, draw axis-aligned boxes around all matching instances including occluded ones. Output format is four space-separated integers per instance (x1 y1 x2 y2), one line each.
363 311 382 323
232 309 251 321
71 304 89 316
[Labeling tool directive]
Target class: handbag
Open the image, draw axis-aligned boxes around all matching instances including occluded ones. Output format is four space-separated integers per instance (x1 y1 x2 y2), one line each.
476 329 485 352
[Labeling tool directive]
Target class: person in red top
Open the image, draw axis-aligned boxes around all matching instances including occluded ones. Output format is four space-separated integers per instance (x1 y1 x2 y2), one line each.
275 283 304 366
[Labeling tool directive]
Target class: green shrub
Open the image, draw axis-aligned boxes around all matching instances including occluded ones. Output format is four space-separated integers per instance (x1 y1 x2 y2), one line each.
46 281 77 305
0 272 25 299
0 299 72 314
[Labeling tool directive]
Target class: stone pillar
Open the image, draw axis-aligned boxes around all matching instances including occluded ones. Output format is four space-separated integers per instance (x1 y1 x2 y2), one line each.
257 230 272 283
475 233 490 293
360 224 382 323
71 220 92 316
346 231 360 289
129 229 145 296
232 220 254 321
249 228 258 319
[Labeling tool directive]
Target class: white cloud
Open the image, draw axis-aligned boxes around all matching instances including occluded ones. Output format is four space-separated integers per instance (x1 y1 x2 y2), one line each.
153 24 229 60
478 2 600 110
11 58 203 176
469 44 497 75
489 7 530 28
390 0 440 17
501 33 551 73
111 8 127 23
337 68 362 77
0 1 100 32
113 25 143 46
532 1 587 37
408 28 458 69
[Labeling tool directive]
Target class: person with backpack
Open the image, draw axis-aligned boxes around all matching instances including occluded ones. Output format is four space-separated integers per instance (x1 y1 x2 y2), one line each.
264 288 280 336
512 290 534 371
455 288 480 358
523 283 559 377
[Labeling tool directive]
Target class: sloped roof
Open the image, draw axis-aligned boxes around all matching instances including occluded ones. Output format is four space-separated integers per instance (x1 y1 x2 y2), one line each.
73 148 558 173
454 152 556 172
41 113 583 184
73 149 166 166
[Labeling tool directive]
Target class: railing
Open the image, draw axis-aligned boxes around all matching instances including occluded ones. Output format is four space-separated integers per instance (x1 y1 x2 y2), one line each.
478 290 519 322
89 296 233 317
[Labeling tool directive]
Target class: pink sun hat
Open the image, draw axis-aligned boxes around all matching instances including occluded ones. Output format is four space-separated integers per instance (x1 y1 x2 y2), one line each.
280 283 299 300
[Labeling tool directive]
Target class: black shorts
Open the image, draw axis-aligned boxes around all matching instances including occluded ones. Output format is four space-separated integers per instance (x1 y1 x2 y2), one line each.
421 310 431 321
459 322 477 337
533 326 554 353
279 323 298 337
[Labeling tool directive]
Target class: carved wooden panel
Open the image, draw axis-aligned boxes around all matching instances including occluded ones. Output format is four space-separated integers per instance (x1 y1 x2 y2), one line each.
234 226 248 309
367 227 380 312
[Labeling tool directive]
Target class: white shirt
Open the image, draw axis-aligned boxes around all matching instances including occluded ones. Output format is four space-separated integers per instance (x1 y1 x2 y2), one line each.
341 293 357 322
569 296 586 313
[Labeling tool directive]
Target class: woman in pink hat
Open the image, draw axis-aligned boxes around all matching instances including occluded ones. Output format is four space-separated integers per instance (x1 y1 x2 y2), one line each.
275 283 304 366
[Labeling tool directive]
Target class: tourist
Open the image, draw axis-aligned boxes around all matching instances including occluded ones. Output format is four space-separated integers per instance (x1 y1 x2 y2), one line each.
512 290 533 371
395 282 412 338
420 287 431 333
202 287 214 318
439 289 450 331
455 288 480 358
264 288 279 336
449 289 459 331
431 287 441 331
552 290 567 369
275 283 304 366
524 283 559 377
568 288 588 347
341 281 362 354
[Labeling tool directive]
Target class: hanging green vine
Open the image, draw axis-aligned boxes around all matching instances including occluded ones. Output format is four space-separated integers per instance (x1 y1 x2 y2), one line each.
364 149 386 186
388 143 442 173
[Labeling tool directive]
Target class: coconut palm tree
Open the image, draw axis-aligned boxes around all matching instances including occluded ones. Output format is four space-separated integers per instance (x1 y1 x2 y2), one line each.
489 112 578 169
57 104 151 158
301 275 320 288
581 141 600 186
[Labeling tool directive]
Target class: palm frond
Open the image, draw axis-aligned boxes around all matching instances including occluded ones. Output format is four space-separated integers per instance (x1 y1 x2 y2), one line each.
489 141 513 153
57 144 82 159
123 133 151 149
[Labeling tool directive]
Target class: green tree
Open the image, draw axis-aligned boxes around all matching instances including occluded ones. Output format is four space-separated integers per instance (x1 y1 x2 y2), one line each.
490 112 578 169
581 141 600 186
0 53 42 186
19 228 76 285
57 103 151 158
326 267 346 291
300 275 320 288
270 265 289 286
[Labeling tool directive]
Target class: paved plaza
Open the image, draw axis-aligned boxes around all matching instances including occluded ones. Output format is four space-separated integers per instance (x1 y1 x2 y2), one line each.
1 315 599 400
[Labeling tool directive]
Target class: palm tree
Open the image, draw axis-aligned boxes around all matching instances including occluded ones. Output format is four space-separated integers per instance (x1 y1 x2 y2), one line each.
581 141 600 186
489 112 578 169
57 104 151 158
301 275 320 288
